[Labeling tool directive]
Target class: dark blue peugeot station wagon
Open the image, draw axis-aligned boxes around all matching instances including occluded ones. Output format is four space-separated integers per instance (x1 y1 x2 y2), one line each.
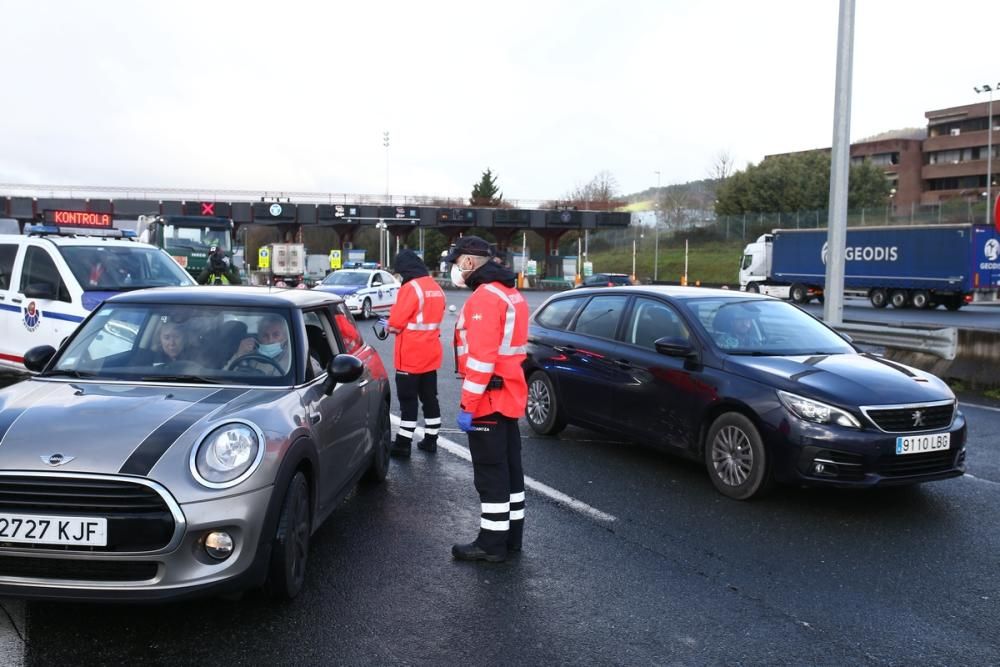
523 286 966 500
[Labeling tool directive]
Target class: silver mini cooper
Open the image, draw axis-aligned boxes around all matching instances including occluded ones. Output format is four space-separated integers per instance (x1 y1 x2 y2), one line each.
0 286 392 601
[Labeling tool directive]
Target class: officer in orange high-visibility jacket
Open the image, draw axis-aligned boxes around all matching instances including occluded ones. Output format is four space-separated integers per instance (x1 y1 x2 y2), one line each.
446 236 528 563
385 249 446 457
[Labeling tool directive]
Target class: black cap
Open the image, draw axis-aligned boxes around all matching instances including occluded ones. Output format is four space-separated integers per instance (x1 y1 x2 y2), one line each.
443 235 492 263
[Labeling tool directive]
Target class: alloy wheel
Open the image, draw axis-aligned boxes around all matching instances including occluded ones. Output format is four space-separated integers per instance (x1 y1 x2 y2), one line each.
711 425 754 487
527 378 551 426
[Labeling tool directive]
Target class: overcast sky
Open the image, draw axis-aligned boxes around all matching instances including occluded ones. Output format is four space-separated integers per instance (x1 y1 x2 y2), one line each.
1 0 997 202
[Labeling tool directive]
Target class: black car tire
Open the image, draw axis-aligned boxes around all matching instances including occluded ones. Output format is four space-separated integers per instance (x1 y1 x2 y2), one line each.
362 298 373 320
889 289 909 309
745 283 760 294
363 401 392 483
911 290 931 309
526 371 567 436
790 283 808 304
704 413 771 501
869 288 888 309
267 471 311 600
944 296 963 311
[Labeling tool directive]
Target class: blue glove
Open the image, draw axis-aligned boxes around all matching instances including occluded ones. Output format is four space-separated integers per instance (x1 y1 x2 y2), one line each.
456 410 474 432
377 317 389 328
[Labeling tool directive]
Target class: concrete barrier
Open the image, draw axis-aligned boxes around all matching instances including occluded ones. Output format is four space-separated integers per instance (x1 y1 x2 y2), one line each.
885 328 1000 389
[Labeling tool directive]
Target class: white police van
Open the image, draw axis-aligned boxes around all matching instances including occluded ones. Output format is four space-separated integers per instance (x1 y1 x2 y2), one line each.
0 220 195 372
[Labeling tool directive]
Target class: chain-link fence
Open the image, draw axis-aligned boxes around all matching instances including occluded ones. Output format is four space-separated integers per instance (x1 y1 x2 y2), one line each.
547 199 997 286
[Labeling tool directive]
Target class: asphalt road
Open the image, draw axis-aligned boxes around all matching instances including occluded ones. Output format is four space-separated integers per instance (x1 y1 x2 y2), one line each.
3 288 1000 665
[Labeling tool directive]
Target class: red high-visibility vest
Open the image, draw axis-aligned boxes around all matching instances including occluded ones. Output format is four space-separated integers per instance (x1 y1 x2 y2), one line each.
454 282 529 418
388 275 446 373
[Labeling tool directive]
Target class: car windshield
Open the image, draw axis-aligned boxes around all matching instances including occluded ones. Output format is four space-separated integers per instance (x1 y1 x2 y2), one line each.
59 246 195 290
47 303 297 386
682 297 854 356
322 271 368 286
163 224 231 253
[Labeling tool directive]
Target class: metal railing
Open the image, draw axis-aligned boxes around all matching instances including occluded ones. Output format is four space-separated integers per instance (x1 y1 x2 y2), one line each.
836 323 958 360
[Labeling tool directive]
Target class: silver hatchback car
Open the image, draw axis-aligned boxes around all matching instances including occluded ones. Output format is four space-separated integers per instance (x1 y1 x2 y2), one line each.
0 286 392 601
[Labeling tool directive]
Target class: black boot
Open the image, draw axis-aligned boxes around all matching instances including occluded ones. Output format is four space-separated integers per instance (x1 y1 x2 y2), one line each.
390 439 411 458
417 436 437 453
451 542 505 563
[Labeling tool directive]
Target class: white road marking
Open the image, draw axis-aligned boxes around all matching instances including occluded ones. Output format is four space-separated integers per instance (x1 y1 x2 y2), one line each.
391 415 618 524
960 401 1000 414
963 473 1000 487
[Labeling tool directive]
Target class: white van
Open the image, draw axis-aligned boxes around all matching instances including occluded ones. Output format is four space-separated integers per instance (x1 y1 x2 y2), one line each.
0 227 196 372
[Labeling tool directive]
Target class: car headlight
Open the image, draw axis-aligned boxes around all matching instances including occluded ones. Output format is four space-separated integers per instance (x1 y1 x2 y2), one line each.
190 420 265 489
777 390 861 428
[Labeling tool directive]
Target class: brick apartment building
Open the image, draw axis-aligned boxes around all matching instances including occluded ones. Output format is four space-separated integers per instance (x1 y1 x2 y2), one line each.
921 101 999 205
767 100 998 212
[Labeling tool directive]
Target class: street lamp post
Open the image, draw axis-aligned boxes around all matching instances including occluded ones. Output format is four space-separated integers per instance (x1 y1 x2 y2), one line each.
974 84 998 225
653 170 661 282
383 131 390 203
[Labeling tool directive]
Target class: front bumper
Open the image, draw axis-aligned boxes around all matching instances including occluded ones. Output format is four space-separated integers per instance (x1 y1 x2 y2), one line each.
764 409 967 489
0 484 276 602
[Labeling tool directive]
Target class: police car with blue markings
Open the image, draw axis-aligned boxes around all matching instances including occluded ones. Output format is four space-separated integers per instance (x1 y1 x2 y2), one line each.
312 268 400 319
0 222 195 373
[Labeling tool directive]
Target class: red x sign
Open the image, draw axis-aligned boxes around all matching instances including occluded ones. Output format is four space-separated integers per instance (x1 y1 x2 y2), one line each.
201 202 215 216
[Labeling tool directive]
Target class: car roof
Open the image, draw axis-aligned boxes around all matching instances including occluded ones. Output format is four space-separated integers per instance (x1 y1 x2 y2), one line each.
0 233 156 249
106 286 344 308
561 285 771 301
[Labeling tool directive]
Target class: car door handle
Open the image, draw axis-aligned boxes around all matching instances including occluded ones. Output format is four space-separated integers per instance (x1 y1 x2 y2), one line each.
358 379 370 387
11 298 22 304
554 345 578 355
615 358 635 369
309 413 321 425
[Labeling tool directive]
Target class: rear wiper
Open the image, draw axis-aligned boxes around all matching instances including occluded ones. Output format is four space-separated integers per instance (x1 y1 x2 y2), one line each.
41 369 98 379
140 374 221 384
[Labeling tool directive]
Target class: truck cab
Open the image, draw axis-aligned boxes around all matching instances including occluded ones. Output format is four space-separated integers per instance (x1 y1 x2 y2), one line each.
739 234 784 296
137 215 235 279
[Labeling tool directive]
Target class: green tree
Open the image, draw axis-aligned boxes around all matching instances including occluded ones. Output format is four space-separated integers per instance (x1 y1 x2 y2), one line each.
470 168 503 207
715 152 890 214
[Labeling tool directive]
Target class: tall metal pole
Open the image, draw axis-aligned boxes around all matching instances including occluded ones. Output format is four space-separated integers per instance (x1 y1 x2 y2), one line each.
822 0 856 326
988 91 993 223
653 170 661 282
383 131 390 204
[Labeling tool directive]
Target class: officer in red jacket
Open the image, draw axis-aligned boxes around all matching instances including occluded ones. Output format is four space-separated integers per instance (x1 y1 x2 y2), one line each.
446 236 529 562
385 249 446 457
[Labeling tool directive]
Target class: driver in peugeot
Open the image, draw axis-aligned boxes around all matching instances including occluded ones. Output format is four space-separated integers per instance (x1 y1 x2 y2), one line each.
229 314 291 375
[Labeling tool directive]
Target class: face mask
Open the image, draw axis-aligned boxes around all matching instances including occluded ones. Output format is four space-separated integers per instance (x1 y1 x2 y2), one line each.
258 342 283 358
450 263 467 288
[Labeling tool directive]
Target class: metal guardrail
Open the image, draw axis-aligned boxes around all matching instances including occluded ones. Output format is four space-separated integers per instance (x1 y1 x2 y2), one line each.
835 323 958 361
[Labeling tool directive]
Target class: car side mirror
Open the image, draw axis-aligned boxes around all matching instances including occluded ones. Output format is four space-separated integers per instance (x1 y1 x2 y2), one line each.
24 282 55 299
653 336 696 358
323 354 364 395
24 345 57 372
